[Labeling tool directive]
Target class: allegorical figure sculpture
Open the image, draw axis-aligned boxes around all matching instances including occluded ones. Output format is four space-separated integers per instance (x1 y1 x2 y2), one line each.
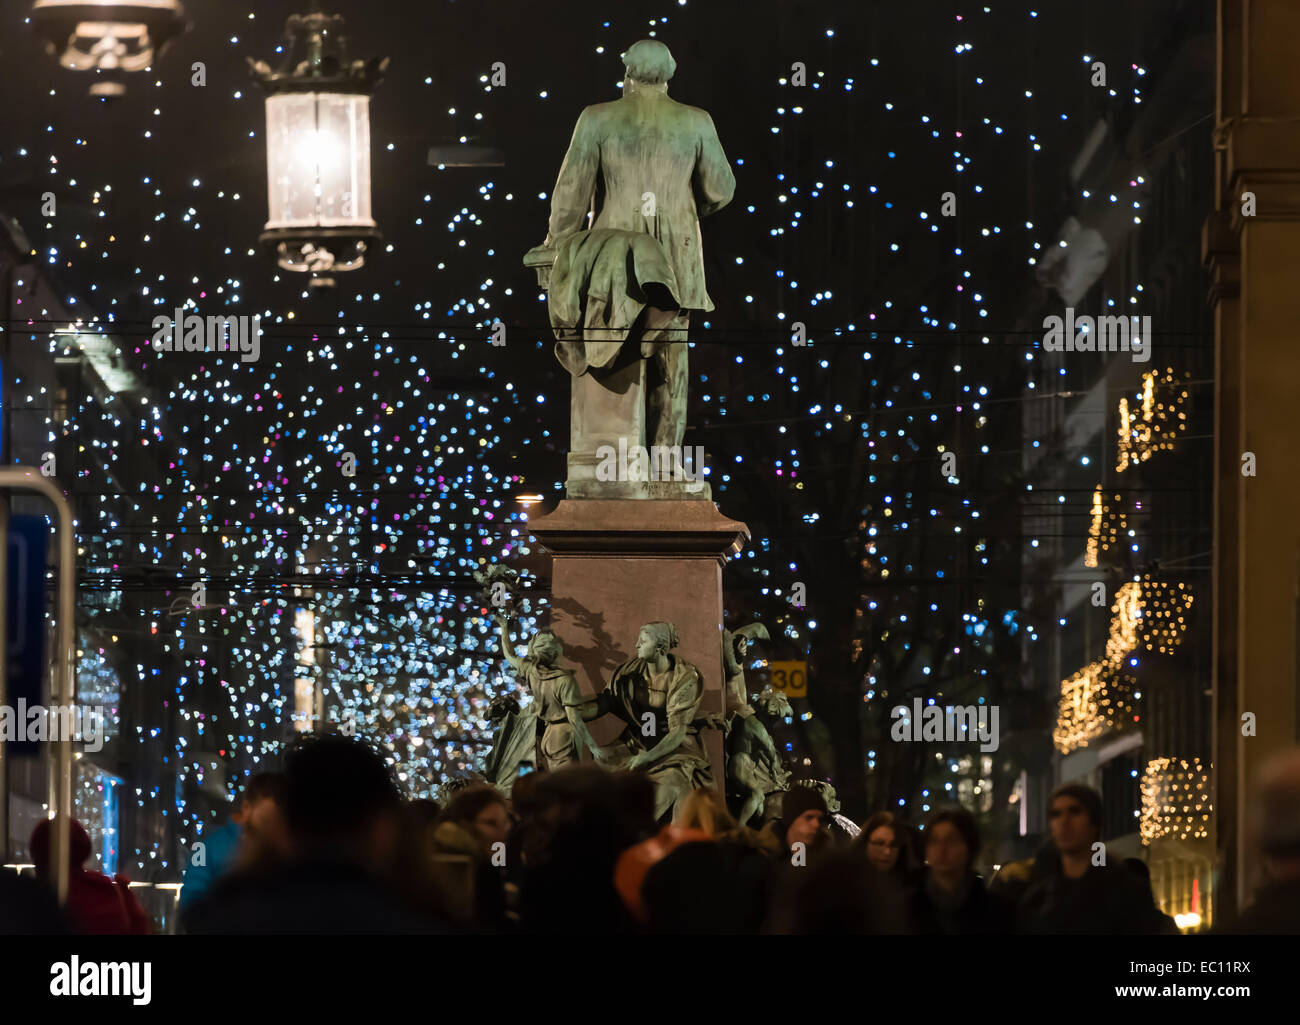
722 624 771 719
723 620 793 826
483 612 604 792
524 39 735 497
481 693 538 795
727 688 793 828
601 621 713 820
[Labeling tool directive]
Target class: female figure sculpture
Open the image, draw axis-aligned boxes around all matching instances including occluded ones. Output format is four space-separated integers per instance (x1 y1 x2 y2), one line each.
603 621 713 821
489 612 604 779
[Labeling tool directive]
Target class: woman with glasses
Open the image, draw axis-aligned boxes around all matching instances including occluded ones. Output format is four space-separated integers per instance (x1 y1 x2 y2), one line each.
854 810 921 882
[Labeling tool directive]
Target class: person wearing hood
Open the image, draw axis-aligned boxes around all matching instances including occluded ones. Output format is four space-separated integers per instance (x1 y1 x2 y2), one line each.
761 785 831 861
30 817 150 935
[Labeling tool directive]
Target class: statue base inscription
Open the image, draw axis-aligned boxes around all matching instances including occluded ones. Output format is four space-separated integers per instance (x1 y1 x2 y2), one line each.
529 499 749 806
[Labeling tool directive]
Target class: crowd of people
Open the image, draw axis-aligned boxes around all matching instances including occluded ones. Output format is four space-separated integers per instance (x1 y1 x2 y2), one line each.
3 735 1299 935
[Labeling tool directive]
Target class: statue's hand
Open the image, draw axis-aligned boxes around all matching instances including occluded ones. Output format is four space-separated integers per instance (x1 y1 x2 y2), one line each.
592 747 621 768
592 744 621 765
625 752 650 772
488 696 520 721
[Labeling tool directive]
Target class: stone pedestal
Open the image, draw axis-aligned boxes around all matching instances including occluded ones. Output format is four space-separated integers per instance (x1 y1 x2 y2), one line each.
566 346 647 497
529 499 749 796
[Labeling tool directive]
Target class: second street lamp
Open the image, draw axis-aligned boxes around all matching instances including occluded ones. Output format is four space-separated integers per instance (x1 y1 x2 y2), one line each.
31 0 189 97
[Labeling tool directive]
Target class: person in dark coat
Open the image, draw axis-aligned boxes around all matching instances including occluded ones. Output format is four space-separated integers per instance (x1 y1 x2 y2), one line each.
0 869 67 934
670 787 777 933
911 806 1013 935
1218 747 1300 934
179 770 288 931
759 787 837 930
514 765 651 934
30 817 150 935
185 734 450 934
1123 858 1179 934
432 785 514 932
995 783 1162 935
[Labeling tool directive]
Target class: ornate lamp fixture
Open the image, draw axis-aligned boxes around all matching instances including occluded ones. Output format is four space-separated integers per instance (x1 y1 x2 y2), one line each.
31 0 189 96
248 2 388 289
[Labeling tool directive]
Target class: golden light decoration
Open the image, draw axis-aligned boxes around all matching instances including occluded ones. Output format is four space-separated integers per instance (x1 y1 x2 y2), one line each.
1105 581 1143 663
1085 486 1128 569
1135 576 1194 655
1140 757 1212 844
1104 578 1194 663
1116 368 1190 473
1053 661 1134 753
1055 578 1193 753
1085 486 1102 568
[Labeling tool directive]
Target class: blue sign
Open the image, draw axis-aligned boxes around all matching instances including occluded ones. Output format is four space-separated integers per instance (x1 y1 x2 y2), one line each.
5 515 49 756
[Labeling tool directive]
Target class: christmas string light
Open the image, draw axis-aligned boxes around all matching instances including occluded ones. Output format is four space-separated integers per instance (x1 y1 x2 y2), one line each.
1084 485 1127 569
1140 756 1211 843
1055 577 1191 753
5 2 1173 872
1116 367 1190 473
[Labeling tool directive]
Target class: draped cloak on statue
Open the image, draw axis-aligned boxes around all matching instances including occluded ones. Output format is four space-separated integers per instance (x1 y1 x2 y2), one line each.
603 654 713 812
484 658 587 793
546 227 683 376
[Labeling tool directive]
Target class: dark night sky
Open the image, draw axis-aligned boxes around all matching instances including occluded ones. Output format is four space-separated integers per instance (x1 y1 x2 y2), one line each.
0 0 1202 825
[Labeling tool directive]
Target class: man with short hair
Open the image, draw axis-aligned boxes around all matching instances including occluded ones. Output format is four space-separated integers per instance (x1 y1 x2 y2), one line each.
993 782 1161 934
912 806 1012 934
179 771 289 928
239 771 290 866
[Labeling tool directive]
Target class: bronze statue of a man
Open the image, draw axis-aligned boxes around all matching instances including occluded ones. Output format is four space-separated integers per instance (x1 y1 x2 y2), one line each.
526 39 735 495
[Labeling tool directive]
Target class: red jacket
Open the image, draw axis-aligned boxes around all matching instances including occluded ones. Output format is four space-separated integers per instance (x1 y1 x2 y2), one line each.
64 869 151 935
29 817 151 935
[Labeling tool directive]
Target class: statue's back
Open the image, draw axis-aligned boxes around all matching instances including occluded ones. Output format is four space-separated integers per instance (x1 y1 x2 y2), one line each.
582 93 710 225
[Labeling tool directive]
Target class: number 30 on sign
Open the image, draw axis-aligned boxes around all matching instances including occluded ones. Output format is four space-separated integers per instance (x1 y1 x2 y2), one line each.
768 661 807 698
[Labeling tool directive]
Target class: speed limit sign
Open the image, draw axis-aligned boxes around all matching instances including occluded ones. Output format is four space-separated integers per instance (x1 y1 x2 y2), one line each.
768 660 807 698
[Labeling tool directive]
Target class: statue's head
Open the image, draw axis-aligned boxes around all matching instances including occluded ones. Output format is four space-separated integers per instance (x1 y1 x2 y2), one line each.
756 686 792 719
794 779 841 816
528 630 564 665
636 621 679 660
622 39 676 86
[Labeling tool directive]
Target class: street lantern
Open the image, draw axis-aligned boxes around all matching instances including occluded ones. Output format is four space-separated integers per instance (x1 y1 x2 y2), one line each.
248 3 387 289
31 0 189 96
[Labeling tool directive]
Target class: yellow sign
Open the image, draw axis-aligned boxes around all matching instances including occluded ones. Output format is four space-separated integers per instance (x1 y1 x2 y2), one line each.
767 660 808 698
